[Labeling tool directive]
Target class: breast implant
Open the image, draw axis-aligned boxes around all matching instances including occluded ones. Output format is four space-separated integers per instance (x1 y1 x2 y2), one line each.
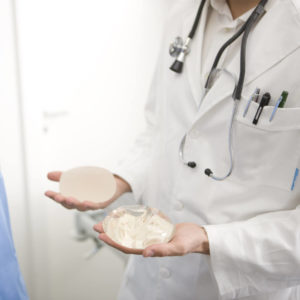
59 166 116 203
103 205 175 249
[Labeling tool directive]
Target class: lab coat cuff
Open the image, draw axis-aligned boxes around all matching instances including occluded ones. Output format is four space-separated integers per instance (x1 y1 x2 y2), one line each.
203 223 243 300
111 165 145 204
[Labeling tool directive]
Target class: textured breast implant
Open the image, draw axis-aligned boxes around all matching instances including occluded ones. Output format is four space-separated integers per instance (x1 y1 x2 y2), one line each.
103 205 175 249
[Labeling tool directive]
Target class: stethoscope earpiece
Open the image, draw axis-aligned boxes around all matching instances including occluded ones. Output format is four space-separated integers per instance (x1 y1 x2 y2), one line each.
204 169 213 177
187 161 197 168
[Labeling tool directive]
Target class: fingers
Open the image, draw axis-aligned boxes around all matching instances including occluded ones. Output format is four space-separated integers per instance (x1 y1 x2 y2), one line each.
143 243 180 258
98 233 143 255
93 222 104 233
46 192 76 209
45 191 91 211
82 201 104 211
47 171 62 182
46 170 114 211
93 222 180 257
62 197 85 211
45 190 59 200
93 223 181 257
93 224 143 255
45 191 71 209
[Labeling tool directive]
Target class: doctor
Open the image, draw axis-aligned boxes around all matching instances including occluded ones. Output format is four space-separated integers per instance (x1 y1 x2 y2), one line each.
46 0 300 299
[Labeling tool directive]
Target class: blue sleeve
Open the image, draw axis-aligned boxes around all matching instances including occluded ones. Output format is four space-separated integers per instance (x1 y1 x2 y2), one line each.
0 173 29 300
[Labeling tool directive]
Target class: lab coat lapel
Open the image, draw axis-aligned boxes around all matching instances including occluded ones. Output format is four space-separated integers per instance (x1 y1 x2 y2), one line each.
194 0 300 119
184 0 209 107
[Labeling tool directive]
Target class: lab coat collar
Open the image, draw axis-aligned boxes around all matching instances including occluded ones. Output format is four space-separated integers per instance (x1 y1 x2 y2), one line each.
184 0 300 117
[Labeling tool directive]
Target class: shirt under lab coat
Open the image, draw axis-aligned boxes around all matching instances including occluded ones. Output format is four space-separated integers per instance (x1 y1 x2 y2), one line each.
0 172 29 300
113 0 300 299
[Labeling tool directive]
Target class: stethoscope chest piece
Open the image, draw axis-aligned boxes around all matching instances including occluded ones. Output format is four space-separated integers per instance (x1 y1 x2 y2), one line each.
169 37 190 57
169 37 191 73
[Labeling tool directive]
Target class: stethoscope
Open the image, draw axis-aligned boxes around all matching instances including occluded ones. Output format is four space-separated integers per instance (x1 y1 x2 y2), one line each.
170 0 268 181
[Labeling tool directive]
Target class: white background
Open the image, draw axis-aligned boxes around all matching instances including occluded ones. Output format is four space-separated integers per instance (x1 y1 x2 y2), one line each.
0 0 172 299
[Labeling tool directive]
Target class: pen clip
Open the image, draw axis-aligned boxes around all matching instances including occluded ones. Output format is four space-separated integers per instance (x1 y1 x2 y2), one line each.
253 92 271 125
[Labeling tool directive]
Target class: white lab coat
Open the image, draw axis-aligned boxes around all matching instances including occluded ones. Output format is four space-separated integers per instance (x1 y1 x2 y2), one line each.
113 0 300 299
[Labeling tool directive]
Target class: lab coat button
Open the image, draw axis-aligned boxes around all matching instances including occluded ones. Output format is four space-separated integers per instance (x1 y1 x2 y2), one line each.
159 267 171 279
174 201 184 211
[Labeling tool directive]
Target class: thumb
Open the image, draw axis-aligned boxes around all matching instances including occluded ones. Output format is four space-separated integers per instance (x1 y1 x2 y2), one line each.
47 171 62 182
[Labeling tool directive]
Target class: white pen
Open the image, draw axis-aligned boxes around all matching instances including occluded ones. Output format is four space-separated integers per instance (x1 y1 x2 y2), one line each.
243 88 260 117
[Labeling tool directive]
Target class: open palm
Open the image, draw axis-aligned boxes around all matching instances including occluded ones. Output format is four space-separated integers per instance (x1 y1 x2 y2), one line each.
93 222 210 257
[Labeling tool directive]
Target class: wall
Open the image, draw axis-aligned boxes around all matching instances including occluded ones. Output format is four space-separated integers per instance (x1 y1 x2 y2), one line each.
0 0 172 299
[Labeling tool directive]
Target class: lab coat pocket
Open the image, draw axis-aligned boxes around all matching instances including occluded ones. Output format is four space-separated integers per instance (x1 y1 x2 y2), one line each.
232 100 300 191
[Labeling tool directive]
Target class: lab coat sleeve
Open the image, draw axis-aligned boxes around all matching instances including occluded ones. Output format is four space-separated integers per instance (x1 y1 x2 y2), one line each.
203 205 300 299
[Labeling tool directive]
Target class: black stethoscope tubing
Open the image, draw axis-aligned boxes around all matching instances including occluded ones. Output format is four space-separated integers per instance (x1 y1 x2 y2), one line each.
172 0 267 99
172 0 268 180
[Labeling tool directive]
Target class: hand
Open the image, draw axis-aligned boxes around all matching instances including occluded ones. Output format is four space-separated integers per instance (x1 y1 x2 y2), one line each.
93 222 210 257
45 171 131 211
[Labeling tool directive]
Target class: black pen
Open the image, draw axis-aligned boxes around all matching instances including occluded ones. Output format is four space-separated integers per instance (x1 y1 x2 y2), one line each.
252 92 271 125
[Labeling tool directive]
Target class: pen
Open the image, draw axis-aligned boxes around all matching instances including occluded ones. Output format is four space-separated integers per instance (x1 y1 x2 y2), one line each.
253 90 260 102
269 91 289 122
253 92 271 125
291 168 299 191
278 91 289 108
243 88 260 117
269 95 282 122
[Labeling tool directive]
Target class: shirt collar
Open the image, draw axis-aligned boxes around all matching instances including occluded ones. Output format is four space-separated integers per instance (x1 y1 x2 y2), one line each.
209 0 254 27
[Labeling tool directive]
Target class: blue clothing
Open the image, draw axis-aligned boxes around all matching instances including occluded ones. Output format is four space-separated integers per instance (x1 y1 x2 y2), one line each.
0 173 29 300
